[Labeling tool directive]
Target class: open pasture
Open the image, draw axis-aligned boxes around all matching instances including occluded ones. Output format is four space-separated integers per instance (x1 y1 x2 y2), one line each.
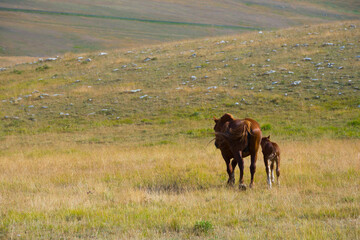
0 21 359 238
0 137 359 239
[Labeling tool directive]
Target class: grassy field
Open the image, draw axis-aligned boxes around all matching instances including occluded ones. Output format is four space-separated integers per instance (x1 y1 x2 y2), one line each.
0 21 359 238
0 0 359 61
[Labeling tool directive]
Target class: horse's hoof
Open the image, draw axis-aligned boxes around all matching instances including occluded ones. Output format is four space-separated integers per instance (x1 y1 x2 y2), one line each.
226 182 234 188
227 178 235 187
239 184 247 191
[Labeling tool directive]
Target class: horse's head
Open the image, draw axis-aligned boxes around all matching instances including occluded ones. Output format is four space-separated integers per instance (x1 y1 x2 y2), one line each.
213 113 234 149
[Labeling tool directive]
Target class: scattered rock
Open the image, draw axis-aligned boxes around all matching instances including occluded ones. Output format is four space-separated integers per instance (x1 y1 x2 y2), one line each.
144 57 157 62
264 70 276 75
99 52 108 56
45 58 57 62
303 57 312 61
291 81 301 86
207 86 218 90
129 89 142 93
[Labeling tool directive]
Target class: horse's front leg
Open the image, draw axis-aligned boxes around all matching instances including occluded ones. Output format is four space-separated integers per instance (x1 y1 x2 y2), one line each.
225 158 235 186
249 152 257 188
222 152 235 186
234 151 246 190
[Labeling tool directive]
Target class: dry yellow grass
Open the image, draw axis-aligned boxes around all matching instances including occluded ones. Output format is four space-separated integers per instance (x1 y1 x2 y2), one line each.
0 136 359 239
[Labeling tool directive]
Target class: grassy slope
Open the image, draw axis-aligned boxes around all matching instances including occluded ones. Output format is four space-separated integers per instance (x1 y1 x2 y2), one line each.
0 0 359 60
0 21 359 140
0 21 359 239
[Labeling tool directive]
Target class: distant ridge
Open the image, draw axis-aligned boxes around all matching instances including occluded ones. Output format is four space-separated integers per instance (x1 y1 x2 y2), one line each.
0 7 260 30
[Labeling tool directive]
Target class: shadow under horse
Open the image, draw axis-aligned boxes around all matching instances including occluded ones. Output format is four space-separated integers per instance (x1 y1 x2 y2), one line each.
214 113 262 190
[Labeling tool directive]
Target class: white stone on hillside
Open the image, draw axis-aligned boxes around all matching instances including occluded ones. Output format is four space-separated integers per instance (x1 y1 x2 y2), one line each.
129 89 141 93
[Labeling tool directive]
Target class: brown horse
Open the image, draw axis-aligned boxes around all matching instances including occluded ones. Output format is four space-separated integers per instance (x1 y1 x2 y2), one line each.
261 135 280 188
213 113 262 190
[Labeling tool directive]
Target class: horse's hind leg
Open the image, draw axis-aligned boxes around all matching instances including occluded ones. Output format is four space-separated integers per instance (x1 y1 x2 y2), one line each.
235 151 246 190
249 153 257 189
264 156 271 188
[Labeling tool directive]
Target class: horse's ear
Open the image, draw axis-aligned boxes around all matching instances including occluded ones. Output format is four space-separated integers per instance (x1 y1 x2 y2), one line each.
267 135 270 139
213 116 218 122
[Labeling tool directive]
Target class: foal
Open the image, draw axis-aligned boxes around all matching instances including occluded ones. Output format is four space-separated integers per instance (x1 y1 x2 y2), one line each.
261 136 280 188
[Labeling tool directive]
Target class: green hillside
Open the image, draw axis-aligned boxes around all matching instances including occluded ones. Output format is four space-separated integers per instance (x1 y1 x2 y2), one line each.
0 0 359 59
0 20 359 141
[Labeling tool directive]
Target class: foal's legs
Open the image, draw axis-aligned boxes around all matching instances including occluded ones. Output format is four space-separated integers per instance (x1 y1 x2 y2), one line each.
270 161 275 184
264 156 271 188
276 155 280 186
